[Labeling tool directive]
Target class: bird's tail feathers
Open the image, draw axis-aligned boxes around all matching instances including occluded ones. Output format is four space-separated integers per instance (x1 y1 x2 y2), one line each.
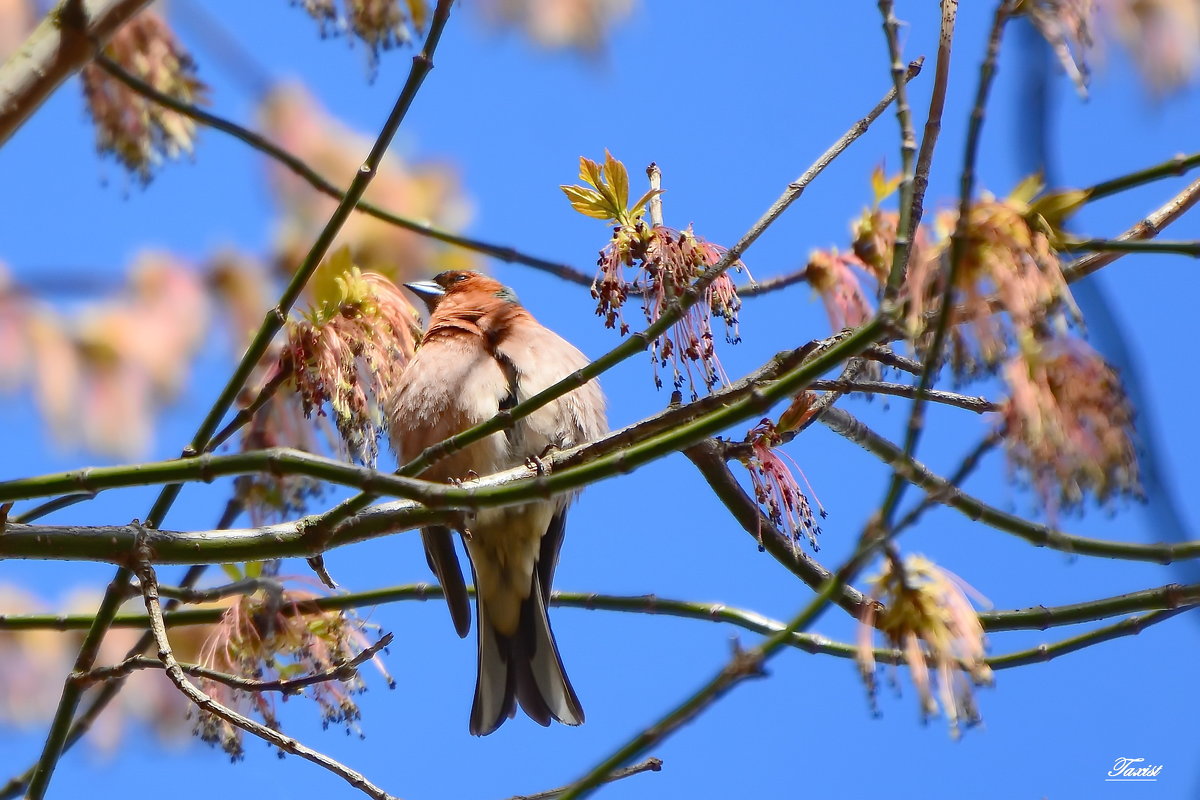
469 569 583 736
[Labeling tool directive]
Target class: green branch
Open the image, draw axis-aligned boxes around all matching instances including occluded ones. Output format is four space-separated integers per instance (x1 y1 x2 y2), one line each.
1084 150 1200 202
1065 238 1200 257
822 406 1200 563
4 582 1195 637
877 1 921 300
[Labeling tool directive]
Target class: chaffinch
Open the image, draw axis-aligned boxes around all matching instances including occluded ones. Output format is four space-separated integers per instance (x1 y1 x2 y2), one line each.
387 270 606 735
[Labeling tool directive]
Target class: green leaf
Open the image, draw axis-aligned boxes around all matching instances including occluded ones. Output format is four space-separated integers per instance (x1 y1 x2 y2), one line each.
561 184 616 220
870 164 901 206
603 150 630 213
1008 172 1046 207
578 156 604 190
220 563 243 581
244 560 264 578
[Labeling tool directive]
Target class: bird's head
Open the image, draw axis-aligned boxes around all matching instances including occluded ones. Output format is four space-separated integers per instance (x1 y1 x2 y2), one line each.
403 270 520 313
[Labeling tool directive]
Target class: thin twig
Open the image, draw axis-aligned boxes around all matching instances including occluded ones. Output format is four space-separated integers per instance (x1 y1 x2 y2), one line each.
986 609 1187 668
877 2 921 301
76 633 393 693
909 0 959 242
891 431 1000 535
876 1 1014 531
737 266 809 297
808 379 999 413
12 492 95 523
95 54 599 290
1083 150 1200 202
1065 238 1200 258
861 345 924 375
205 362 293 454
822 406 1200 563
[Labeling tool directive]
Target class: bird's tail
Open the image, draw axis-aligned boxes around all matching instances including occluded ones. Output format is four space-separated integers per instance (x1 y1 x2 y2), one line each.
469 569 584 736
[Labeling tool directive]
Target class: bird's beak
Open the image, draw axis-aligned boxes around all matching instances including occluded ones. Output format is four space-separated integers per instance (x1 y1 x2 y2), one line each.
404 280 445 311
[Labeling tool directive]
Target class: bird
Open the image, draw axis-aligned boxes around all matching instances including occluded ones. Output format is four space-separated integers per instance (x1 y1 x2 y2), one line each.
386 270 606 735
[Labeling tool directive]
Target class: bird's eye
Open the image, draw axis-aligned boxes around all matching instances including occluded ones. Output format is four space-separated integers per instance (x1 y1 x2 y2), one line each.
453 273 469 283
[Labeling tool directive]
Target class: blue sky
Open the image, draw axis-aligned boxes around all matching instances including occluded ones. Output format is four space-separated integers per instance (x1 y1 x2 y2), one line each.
2 2 1199 798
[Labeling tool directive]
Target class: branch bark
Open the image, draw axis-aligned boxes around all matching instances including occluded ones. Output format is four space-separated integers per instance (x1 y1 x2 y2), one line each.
0 0 152 146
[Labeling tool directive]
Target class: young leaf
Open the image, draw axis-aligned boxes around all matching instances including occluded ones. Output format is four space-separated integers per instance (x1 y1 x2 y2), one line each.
630 188 664 219
561 184 616 220
603 149 630 213
579 156 605 190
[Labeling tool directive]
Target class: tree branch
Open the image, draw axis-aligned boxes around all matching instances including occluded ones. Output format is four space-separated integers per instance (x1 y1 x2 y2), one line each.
822 406 1200 563
5 580 1197 642
1063 175 1200 282
876 0 1014 529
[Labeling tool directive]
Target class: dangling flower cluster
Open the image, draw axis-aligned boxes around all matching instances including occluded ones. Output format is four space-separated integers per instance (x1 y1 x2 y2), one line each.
563 151 745 396
281 249 421 465
0 253 209 458
804 249 874 332
294 0 425 72
857 554 993 739
480 0 635 51
80 9 207 182
999 336 1140 515
809 169 1080 382
739 419 824 551
195 579 392 760
1022 0 1200 95
914 181 1080 378
1021 0 1095 96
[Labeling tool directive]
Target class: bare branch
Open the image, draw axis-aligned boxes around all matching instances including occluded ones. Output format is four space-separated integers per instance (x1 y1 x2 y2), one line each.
1063 176 1200 281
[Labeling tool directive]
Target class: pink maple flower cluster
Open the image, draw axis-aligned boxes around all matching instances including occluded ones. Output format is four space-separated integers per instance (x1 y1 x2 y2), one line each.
281 257 421 466
739 419 825 551
80 9 207 182
564 152 744 396
1023 0 1200 94
294 0 425 72
1000 336 1141 514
